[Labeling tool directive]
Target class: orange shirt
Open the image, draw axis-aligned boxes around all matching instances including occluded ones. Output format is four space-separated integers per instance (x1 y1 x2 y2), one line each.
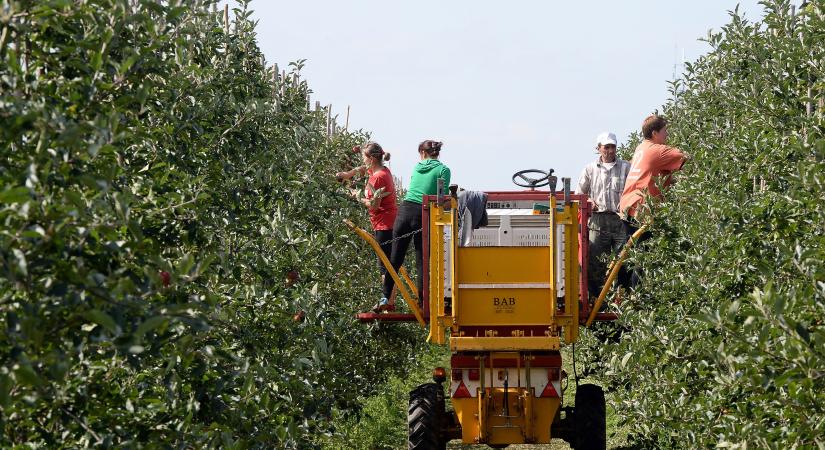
619 140 686 218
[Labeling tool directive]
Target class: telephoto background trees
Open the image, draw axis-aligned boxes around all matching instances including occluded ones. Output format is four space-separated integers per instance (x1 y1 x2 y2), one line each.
584 1 825 448
0 1 424 447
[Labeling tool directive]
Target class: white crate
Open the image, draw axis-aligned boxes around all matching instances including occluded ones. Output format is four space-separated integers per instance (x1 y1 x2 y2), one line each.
468 213 552 247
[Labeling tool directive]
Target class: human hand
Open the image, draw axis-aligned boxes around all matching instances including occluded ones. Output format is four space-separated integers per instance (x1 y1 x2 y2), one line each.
588 198 599 212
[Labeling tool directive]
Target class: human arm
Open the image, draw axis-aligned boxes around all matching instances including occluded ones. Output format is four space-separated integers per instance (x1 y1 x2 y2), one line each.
363 186 388 210
363 171 391 211
335 165 367 181
658 145 687 172
440 166 451 190
578 166 598 211
577 166 591 195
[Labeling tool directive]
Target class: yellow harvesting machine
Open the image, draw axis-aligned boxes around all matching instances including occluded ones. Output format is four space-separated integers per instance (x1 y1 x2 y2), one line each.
350 171 613 449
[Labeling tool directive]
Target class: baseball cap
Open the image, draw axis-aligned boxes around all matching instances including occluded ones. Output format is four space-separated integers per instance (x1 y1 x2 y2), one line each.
596 132 618 147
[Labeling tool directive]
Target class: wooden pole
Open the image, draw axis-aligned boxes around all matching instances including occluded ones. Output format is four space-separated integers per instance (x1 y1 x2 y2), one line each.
272 65 280 110
806 86 813 117
345 105 350 131
223 4 229 34
326 105 332 137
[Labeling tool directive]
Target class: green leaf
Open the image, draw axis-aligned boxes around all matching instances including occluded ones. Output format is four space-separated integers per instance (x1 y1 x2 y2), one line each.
178 253 195 275
15 364 42 387
12 249 27 276
0 187 31 204
620 352 633 368
794 322 810 344
135 316 167 337
84 309 118 334
0 373 11 408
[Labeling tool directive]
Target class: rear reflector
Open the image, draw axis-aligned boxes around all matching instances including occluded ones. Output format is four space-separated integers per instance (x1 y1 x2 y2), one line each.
539 382 559 398
451 369 462 381
468 369 480 381
453 380 471 398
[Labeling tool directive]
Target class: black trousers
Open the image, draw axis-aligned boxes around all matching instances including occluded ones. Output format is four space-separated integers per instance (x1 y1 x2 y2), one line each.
374 229 393 276
587 212 627 299
382 201 423 299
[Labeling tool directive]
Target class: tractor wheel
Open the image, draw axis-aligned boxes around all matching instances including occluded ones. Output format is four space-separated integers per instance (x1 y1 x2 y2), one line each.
574 384 606 450
408 383 446 450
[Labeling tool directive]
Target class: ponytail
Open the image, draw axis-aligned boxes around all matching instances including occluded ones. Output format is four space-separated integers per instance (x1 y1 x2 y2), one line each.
362 141 387 165
419 140 443 158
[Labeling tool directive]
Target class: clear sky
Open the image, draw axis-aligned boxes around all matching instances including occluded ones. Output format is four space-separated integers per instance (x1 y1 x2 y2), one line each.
229 1 767 191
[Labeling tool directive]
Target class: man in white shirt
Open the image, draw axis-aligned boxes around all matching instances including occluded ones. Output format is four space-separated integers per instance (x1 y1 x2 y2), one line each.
578 132 631 299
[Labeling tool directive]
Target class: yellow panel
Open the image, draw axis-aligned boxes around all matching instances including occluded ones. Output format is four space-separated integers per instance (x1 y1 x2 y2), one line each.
453 398 479 443
456 288 553 326
450 336 560 351
456 247 551 284
531 397 560 443
453 388 560 444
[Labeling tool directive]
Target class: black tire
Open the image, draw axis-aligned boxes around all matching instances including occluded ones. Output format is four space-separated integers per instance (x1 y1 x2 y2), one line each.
574 384 606 450
408 383 446 450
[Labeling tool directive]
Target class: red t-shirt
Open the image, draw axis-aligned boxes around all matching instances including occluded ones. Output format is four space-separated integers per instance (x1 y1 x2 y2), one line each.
619 140 686 218
366 167 398 230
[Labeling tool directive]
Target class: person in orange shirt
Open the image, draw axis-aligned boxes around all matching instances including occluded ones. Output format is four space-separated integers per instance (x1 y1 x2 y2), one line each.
619 115 688 225
618 115 688 287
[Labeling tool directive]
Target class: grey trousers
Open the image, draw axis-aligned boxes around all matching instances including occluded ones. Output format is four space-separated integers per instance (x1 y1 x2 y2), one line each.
587 212 627 299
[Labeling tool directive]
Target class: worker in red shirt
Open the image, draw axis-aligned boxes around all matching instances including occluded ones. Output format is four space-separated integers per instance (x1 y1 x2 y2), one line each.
618 115 688 287
336 142 398 311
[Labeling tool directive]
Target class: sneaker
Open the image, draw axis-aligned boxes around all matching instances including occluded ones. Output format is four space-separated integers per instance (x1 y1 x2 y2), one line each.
371 297 389 313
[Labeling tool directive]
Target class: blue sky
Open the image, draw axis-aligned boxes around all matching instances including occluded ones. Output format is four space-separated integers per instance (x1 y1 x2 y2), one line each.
229 1 767 190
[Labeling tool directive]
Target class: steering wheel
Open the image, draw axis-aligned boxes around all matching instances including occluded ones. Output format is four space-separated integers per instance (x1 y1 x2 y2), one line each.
512 169 556 190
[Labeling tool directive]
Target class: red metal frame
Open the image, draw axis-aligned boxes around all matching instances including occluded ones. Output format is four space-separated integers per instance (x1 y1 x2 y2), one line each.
452 353 562 368
356 312 419 322
357 189 615 324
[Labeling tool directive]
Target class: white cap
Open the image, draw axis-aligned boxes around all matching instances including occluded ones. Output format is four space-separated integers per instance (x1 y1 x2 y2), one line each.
596 132 618 147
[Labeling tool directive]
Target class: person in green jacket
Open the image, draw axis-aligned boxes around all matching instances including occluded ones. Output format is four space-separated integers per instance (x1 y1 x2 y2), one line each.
374 140 450 311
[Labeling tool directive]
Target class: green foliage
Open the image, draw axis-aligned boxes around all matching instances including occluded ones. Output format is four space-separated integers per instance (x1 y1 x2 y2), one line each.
586 1 825 447
322 345 448 450
617 131 641 162
0 0 423 447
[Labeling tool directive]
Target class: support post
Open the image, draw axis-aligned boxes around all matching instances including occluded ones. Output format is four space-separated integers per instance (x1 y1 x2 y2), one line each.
223 4 229 34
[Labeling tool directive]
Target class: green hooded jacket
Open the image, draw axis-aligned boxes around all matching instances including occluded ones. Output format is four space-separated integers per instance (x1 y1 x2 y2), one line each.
403 159 451 204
